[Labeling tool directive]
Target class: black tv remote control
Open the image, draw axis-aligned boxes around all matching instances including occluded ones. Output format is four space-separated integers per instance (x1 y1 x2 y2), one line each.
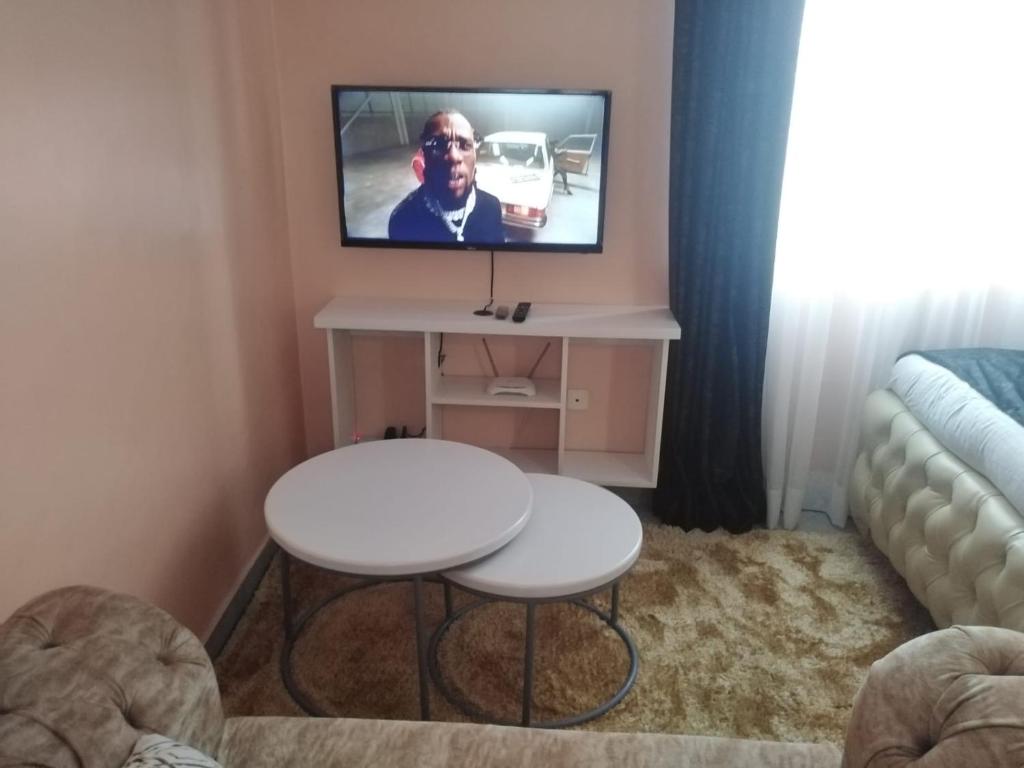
512 302 531 323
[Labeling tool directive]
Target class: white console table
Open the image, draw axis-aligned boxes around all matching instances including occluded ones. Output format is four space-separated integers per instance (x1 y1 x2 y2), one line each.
314 297 680 488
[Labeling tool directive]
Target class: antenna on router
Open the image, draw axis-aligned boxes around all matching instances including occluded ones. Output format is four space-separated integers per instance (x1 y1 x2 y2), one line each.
481 337 501 377
480 337 551 398
528 341 552 378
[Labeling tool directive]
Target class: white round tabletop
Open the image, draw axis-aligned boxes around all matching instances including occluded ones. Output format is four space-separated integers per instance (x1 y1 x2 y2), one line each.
443 474 643 599
265 439 533 577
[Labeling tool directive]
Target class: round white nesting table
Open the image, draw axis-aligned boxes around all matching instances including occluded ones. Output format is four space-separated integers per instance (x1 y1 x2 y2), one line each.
265 439 533 719
431 473 643 728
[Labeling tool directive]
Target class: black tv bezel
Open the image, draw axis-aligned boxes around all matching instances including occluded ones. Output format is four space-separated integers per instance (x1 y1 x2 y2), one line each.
331 85 612 254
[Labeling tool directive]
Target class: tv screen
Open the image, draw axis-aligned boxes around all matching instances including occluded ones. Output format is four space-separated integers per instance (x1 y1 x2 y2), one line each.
332 86 611 252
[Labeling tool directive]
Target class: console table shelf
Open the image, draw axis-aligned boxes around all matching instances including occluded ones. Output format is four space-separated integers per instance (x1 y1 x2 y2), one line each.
487 447 559 475
315 297 680 488
560 450 653 487
432 375 562 409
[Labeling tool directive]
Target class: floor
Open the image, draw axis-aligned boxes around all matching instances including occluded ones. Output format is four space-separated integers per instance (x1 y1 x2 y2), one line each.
215 515 932 744
608 487 851 533
795 508 850 533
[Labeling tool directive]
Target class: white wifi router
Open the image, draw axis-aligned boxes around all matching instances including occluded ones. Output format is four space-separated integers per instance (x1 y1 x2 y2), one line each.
486 376 537 397
480 336 551 400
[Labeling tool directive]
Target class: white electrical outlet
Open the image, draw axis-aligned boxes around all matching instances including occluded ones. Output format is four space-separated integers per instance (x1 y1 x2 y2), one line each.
567 389 589 411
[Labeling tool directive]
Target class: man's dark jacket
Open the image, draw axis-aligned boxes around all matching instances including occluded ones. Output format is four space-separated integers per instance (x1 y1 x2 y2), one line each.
388 185 505 244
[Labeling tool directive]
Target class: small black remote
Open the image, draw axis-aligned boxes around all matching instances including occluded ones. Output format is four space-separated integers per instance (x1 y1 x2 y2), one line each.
512 302 531 323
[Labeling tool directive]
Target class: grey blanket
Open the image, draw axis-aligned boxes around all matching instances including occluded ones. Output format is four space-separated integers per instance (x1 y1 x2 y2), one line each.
909 348 1024 427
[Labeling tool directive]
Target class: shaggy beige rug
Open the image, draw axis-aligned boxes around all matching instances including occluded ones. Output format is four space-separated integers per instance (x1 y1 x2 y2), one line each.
214 523 933 745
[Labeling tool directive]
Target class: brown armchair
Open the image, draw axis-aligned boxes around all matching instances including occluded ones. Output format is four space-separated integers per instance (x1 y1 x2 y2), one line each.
2 585 1022 767
842 625 1024 767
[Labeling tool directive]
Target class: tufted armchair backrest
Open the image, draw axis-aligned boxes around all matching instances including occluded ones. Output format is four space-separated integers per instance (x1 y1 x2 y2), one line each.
842 625 1024 767
0 586 224 768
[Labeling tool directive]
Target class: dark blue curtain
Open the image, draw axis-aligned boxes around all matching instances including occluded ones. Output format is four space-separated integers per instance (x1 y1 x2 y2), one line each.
654 0 805 532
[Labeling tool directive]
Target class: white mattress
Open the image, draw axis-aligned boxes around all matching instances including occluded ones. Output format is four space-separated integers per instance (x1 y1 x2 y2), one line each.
889 353 1024 514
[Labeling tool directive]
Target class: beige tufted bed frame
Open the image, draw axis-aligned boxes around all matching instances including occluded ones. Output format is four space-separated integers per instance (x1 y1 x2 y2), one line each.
850 388 1024 633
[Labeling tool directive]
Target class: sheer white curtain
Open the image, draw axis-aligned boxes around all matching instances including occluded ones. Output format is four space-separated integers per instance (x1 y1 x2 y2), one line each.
763 1 1024 529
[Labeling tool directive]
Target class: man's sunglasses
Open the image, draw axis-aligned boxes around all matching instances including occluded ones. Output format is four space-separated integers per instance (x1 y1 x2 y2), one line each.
421 136 478 156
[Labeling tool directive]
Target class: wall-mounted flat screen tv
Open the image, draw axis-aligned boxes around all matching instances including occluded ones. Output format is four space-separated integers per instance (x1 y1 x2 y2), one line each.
332 86 611 252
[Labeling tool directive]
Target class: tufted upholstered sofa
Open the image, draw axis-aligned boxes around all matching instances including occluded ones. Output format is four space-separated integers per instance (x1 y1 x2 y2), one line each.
850 388 1024 632
2 586 1023 767
841 624 1024 767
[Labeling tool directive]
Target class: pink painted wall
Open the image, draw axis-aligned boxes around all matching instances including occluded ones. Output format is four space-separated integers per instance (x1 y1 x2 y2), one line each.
0 1 305 636
0 0 674 635
271 0 676 454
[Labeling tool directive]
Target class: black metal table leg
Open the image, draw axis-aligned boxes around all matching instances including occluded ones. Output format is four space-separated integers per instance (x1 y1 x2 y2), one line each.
428 578 638 729
281 550 293 641
278 565 437 720
522 601 536 726
413 575 431 720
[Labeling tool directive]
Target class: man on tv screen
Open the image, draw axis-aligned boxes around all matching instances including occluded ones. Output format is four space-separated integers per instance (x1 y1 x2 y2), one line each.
388 110 505 244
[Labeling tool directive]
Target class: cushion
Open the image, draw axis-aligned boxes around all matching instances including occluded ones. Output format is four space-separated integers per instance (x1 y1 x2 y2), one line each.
124 734 222 767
